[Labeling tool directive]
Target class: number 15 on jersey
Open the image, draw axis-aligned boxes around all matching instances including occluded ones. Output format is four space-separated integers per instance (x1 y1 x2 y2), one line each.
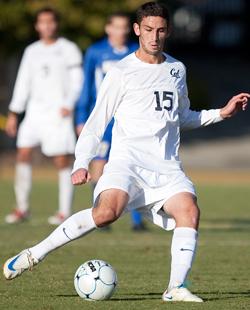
154 91 173 111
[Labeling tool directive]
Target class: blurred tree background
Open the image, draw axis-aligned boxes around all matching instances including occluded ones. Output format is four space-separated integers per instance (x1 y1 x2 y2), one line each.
0 0 149 55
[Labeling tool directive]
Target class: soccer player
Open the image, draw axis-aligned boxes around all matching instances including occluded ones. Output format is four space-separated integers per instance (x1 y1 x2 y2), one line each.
75 12 145 230
4 7 83 225
4 2 249 302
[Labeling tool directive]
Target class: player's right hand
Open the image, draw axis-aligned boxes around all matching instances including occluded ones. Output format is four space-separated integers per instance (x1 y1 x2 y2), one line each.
60 107 72 117
71 168 91 185
76 124 84 136
5 113 18 138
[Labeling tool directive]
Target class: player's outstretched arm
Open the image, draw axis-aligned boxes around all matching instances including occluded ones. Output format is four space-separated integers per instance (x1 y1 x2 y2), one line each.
71 168 91 186
179 66 249 130
72 66 124 178
76 123 84 136
220 93 249 119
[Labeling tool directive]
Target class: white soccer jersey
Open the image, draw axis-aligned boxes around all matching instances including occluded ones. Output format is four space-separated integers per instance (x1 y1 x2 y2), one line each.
9 37 83 116
73 52 222 174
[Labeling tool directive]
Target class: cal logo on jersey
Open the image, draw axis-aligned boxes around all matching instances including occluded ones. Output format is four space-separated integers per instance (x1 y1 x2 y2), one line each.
170 68 180 79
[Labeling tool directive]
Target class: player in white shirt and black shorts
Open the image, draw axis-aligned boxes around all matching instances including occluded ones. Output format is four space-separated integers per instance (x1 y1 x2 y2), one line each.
5 7 83 225
4 2 249 303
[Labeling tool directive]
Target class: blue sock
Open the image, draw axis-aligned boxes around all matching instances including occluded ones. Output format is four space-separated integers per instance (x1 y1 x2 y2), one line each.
131 210 142 226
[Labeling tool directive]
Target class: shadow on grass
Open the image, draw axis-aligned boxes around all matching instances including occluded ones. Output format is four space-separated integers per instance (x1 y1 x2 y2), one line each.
111 292 161 301
55 294 78 298
55 292 161 301
55 290 250 301
198 290 250 302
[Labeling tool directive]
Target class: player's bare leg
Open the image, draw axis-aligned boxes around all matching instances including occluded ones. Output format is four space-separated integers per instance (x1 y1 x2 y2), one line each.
162 192 203 302
90 160 144 231
89 159 105 184
5 147 33 224
48 154 74 225
89 160 110 230
3 189 128 280
92 189 128 227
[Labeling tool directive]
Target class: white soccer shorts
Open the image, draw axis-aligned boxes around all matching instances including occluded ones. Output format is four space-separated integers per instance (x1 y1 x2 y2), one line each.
93 161 196 231
17 114 76 156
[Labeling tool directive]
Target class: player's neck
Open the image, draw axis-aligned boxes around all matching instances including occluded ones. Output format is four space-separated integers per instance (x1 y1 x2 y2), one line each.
135 48 165 64
108 38 126 51
40 36 58 45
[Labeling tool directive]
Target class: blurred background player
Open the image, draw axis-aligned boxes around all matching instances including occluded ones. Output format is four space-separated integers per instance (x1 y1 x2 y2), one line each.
5 7 83 225
75 12 145 231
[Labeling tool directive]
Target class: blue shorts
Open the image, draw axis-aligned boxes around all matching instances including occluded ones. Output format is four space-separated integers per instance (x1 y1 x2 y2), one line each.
94 119 113 161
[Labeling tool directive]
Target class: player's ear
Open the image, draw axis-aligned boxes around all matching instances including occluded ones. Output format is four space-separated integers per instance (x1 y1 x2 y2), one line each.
133 23 140 36
105 24 110 36
34 23 39 33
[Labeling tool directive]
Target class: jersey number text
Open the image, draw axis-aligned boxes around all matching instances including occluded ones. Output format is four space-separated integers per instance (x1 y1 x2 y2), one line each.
154 91 173 111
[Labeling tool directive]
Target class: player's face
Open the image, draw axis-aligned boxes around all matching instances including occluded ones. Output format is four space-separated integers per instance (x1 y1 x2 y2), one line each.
134 16 169 56
105 17 130 46
35 13 58 40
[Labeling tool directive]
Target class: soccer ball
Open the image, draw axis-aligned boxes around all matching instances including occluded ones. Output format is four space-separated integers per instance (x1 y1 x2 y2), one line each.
74 259 117 301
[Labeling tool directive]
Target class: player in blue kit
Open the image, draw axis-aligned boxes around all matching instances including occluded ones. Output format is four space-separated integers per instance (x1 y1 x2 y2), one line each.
75 12 145 230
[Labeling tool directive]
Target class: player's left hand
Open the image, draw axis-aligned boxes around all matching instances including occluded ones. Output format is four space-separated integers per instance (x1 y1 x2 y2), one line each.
60 107 72 117
76 124 84 136
71 168 91 185
220 93 250 119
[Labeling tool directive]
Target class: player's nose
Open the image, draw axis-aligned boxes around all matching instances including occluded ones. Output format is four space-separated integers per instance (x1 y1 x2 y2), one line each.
152 31 158 42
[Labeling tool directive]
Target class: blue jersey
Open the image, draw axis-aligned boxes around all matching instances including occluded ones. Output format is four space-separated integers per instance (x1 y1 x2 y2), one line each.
75 38 138 126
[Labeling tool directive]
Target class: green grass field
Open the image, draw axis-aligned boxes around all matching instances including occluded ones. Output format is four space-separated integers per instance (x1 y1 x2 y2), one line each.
0 177 250 310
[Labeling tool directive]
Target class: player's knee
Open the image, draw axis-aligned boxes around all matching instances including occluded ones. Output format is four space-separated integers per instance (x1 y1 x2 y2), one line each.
17 149 32 163
93 207 120 227
191 204 200 224
181 203 200 225
53 155 71 169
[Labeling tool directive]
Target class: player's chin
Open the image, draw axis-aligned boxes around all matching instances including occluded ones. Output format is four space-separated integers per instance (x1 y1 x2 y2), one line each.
147 47 162 56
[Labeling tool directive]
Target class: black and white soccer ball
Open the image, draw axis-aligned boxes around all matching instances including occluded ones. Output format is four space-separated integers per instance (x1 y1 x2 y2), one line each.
74 259 117 300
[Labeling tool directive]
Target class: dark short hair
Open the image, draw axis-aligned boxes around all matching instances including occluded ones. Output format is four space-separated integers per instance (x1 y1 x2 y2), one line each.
136 2 170 25
106 12 130 25
35 7 60 23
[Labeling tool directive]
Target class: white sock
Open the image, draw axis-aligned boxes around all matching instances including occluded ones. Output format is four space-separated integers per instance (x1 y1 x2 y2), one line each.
30 208 96 261
168 227 198 290
58 168 74 217
14 162 32 213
